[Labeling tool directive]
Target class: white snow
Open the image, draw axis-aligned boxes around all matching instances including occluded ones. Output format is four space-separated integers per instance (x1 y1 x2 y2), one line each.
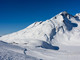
0 41 40 60
0 11 80 60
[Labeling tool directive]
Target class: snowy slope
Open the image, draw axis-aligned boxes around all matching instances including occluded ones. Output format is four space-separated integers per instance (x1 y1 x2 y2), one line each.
1 40 80 60
0 41 40 60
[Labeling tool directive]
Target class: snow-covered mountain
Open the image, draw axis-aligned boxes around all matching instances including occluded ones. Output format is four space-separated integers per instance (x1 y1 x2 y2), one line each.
0 11 80 46
1 11 80 60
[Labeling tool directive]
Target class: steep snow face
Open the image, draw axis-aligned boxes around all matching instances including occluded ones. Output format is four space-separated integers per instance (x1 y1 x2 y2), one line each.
0 11 80 46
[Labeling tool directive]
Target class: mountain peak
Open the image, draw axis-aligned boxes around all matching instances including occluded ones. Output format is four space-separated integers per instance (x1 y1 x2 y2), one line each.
59 11 73 17
51 11 71 23
55 11 73 20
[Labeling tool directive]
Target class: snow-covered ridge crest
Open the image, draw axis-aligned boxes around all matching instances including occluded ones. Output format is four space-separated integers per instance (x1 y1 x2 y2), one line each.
0 11 80 46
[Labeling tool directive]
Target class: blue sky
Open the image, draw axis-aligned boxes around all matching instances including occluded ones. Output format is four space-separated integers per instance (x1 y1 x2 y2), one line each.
0 0 80 36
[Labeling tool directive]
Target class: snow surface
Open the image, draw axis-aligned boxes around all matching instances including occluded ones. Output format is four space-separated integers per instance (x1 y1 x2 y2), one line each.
0 41 40 60
0 11 80 60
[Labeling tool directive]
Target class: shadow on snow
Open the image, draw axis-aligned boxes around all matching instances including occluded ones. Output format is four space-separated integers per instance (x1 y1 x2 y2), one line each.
37 41 59 50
